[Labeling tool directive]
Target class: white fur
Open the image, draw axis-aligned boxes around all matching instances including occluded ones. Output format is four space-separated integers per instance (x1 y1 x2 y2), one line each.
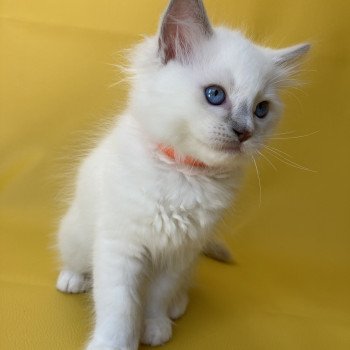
56 1 309 349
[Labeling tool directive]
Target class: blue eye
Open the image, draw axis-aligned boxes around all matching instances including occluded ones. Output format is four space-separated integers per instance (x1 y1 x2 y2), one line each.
204 85 226 105
255 101 269 118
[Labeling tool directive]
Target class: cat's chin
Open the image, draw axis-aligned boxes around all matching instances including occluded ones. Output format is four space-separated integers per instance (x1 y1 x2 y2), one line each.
215 144 242 154
193 145 245 169
184 137 241 167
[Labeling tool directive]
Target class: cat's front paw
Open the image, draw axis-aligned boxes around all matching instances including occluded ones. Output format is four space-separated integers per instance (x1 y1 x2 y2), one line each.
56 270 90 293
86 345 118 350
86 341 135 350
168 293 188 320
141 317 172 346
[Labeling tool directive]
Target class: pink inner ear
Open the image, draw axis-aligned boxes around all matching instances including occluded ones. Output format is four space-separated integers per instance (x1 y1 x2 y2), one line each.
159 0 213 64
159 16 189 63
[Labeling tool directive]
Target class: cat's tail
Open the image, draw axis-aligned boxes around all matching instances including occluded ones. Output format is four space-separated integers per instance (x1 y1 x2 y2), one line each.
203 237 234 264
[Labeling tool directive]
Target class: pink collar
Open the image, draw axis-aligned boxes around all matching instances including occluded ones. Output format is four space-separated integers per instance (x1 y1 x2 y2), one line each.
158 145 208 168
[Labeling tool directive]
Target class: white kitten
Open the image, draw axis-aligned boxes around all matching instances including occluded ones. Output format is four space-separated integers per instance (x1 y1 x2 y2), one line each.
56 1 310 349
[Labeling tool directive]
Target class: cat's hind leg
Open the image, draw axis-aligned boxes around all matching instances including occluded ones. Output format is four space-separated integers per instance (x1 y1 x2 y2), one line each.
56 201 93 294
202 237 234 263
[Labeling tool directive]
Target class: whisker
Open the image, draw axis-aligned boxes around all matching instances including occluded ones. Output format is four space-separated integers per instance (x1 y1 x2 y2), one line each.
265 145 293 159
282 89 303 110
288 85 308 94
272 130 296 136
257 150 277 171
108 77 130 88
251 155 262 207
269 130 320 140
264 148 316 173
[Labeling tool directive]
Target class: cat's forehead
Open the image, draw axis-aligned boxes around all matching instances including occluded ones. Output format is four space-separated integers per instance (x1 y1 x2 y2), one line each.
194 28 273 91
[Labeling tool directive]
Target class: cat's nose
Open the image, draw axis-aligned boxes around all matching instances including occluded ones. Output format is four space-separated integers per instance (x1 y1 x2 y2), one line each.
233 128 252 143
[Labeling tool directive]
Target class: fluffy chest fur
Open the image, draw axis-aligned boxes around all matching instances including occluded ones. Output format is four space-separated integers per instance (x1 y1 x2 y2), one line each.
89 115 240 262
146 166 236 256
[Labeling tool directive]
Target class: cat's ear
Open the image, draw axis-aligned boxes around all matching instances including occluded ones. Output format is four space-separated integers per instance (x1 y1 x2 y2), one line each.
158 0 213 64
271 43 311 66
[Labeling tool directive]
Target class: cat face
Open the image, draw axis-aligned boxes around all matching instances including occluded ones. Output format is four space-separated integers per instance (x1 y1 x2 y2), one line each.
129 0 309 168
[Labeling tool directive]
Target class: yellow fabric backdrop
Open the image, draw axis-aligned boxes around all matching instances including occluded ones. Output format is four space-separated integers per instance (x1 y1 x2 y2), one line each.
1 1 349 349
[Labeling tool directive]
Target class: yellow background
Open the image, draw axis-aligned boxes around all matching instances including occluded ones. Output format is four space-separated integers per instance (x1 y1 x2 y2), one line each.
1 0 350 349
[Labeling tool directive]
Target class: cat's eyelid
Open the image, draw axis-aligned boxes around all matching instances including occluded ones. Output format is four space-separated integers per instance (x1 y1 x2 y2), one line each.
203 84 227 94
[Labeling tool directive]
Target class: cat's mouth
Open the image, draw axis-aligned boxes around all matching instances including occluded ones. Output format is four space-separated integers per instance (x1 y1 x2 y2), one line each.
214 142 242 154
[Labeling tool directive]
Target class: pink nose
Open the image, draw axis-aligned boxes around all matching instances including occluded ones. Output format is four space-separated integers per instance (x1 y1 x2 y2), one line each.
233 128 252 143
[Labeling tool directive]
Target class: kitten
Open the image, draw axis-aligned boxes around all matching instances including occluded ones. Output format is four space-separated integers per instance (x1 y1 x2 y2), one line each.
56 0 310 349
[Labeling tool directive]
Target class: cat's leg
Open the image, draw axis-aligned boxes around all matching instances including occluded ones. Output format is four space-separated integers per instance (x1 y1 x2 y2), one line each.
141 266 192 346
202 236 234 263
168 287 189 320
86 239 147 350
56 269 90 294
168 266 193 320
56 202 92 293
